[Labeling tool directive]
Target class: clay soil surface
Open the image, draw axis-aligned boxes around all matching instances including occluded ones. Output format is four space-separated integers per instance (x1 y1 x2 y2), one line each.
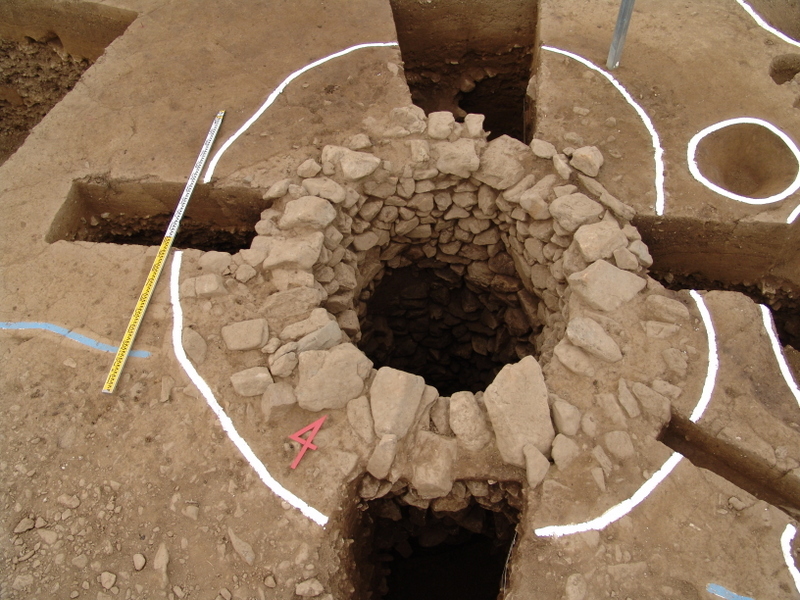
2 1 800 600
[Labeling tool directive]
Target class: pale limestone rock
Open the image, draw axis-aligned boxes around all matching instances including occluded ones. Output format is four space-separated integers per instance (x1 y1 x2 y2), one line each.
230 367 273 397
194 273 228 297
337 310 360 336
280 308 332 341
182 328 207 365
339 150 382 180
262 286 324 331
239 247 267 267
653 379 682 399
228 527 255 565
565 573 588 600
296 344 372 411
295 320 342 353
297 158 322 178
153 542 169 588
302 177 346 203
463 113 485 138
592 445 614 475
295 578 324 597
235 264 257 282
643 321 681 338
430 397 452 435
412 431 458 498
264 178 291 199
100 572 117 590
551 434 580 470
483 355 555 465
262 382 296 411
279 196 336 230
530 138 557 159
570 146 604 177
473 135 531 189
427 111 456 139
262 232 324 271
502 174 537 203
617 379 641 418
390 105 427 134
628 239 653 267
630 382 672 424
198 251 232 274
568 260 646 311
268 351 297 378
133 553 146 571
370 367 426 439
551 398 582 436
613 247 640 271
553 153 572 179
662 348 688 378
221 318 269 351
449 391 492 452
523 444 550 488
347 133 372 150
603 430 635 460
432 139 480 178
548 193 604 233
353 231 380 252
645 294 691 323
367 434 398 479
573 220 628 262
553 339 596 377
347 396 375 443
566 317 622 362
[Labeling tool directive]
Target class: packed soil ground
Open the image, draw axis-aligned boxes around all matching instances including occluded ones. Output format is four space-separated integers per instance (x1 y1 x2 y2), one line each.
2 1 800 600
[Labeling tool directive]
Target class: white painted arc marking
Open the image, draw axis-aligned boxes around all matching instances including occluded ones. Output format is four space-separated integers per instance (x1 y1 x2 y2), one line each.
735 0 800 49
781 524 800 593
688 290 719 423
202 41 399 184
759 304 800 406
686 117 800 208
535 292 718 538
169 251 329 527
541 45 666 216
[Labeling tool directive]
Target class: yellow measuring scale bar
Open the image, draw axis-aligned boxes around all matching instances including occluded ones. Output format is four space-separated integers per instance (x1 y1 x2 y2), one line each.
103 110 225 393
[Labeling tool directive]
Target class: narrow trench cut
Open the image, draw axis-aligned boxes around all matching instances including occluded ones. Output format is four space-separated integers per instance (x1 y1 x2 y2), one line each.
349 480 521 600
388 0 539 141
46 180 268 253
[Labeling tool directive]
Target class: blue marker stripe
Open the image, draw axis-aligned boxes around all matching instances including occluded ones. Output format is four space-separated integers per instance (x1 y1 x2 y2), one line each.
0 322 151 358
707 583 755 600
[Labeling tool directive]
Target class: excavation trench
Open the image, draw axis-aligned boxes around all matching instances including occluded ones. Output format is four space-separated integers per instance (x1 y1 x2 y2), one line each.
388 0 539 141
47 179 268 253
345 479 521 600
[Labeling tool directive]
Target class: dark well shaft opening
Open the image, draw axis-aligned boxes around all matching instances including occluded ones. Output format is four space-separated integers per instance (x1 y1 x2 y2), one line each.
358 265 539 396
353 482 521 600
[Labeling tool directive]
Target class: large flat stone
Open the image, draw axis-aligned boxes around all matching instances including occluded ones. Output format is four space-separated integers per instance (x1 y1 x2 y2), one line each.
411 431 458 499
262 286 324 331
370 367 426 439
567 260 646 312
295 343 373 411
483 355 555 466
473 135 531 189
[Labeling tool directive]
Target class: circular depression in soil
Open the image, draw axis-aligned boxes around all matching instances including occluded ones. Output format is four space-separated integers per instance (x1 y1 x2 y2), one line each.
687 118 800 204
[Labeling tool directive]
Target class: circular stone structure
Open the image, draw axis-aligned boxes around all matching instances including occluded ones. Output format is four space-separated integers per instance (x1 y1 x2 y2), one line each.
687 117 800 204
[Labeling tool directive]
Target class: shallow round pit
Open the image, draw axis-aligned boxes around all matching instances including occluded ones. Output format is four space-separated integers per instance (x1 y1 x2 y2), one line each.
687 117 800 205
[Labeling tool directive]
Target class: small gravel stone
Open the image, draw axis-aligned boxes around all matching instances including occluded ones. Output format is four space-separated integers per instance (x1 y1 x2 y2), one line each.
100 572 116 590
133 553 146 571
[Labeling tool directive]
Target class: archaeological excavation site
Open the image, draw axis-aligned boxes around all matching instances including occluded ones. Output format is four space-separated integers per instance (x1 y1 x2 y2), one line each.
3 0 800 599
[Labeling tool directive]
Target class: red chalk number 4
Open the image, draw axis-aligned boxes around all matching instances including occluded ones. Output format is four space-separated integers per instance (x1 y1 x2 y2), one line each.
288 416 327 469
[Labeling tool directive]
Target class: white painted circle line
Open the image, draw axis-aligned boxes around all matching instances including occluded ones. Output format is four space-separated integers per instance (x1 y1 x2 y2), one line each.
202 41 399 184
735 0 800 49
686 117 800 211
169 251 329 527
688 290 719 423
760 304 800 406
781 524 800 593
535 291 717 538
541 45 666 216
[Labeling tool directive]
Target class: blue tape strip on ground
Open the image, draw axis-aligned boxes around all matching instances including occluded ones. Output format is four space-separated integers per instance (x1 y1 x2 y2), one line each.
707 583 755 600
0 322 151 358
